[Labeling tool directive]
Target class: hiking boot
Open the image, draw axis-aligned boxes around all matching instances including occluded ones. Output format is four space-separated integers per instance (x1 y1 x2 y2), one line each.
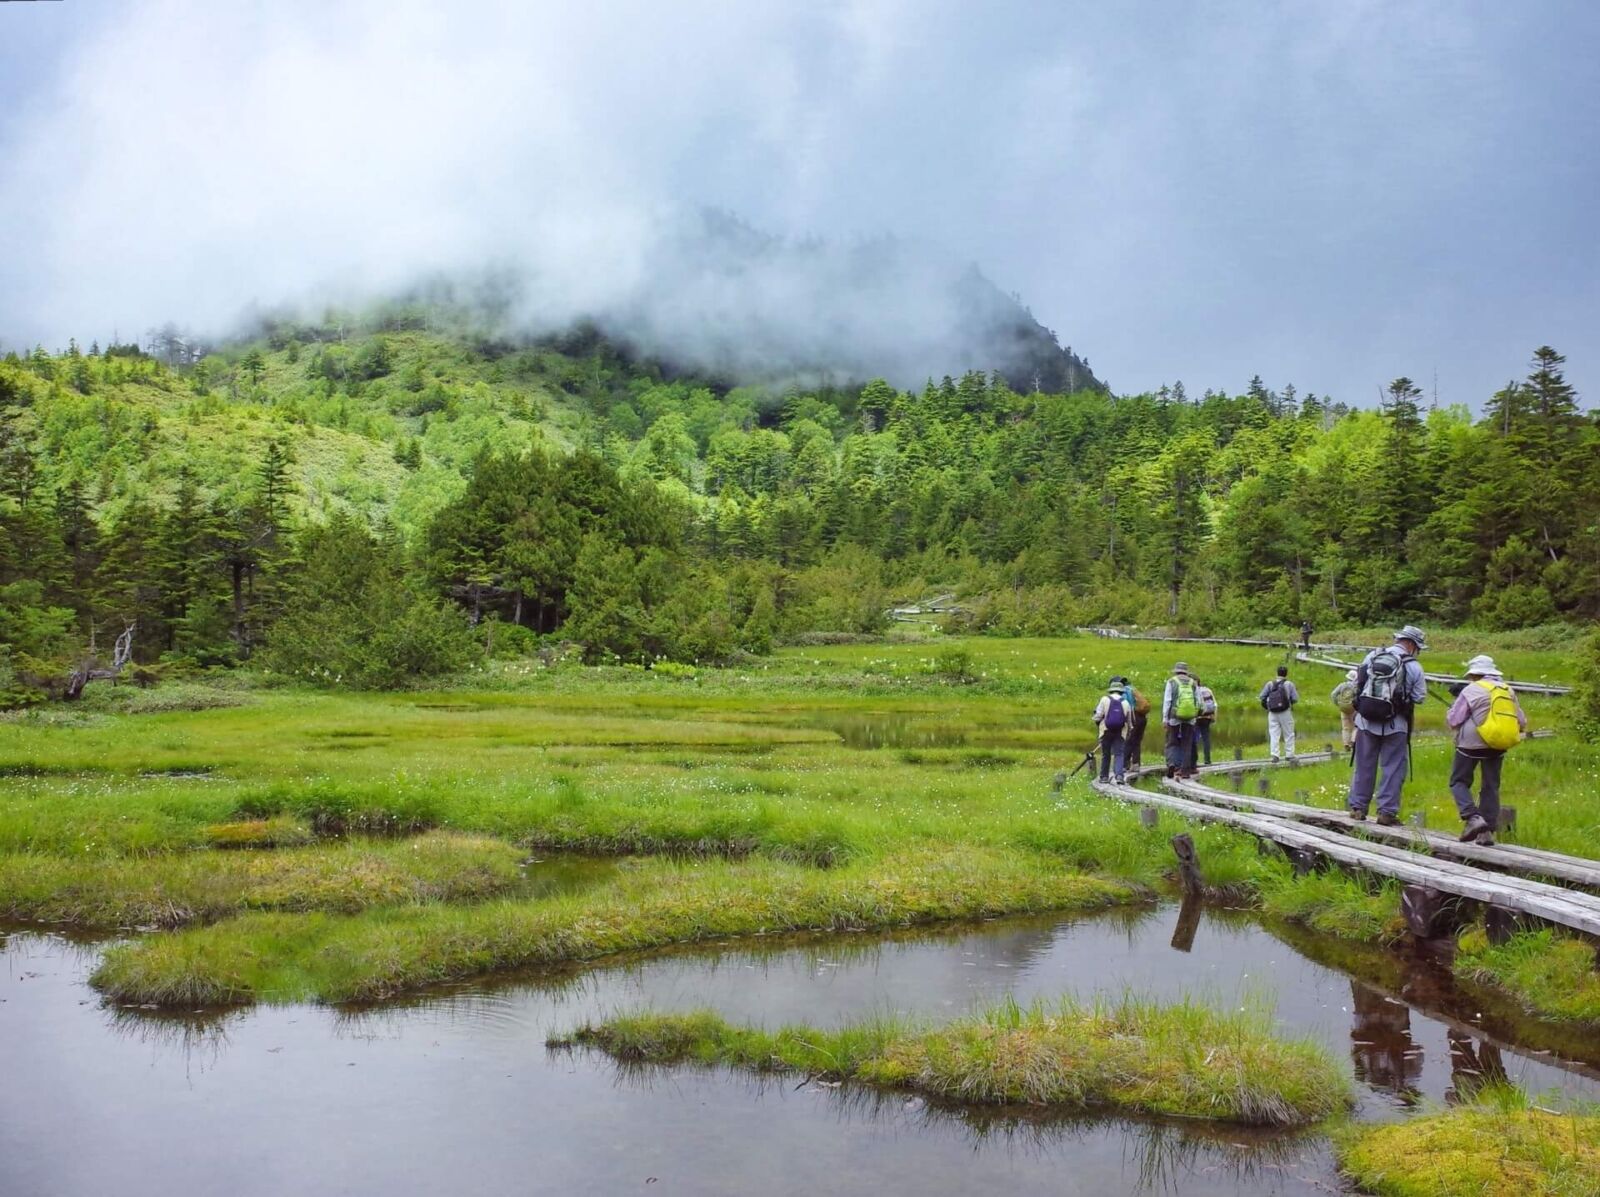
1376 814 1401 827
1348 809 1367 822
1114 774 1126 785
1270 756 1281 764
1459 815 1490 843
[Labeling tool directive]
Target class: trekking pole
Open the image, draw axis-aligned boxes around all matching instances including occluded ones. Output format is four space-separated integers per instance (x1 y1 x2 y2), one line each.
1067 746 1099 780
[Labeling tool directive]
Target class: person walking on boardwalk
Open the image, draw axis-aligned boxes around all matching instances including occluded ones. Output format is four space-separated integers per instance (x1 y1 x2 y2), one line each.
1117 676 1152 770
1190 677 1217 769
1446 654 1527 845
1347 625 1429 826
1300 619 1314 650
1259 665 1298 761
1162 662 1201 779
1331 668 1358 750
1092 679 1133 784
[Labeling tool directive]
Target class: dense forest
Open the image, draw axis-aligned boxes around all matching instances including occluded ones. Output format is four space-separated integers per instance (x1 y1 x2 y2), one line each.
1 307 1595 697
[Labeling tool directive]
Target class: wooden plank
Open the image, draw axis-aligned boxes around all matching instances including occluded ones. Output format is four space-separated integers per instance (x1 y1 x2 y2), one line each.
1295 652 1571 696
1092 779 1600 938
1161 776 1600 890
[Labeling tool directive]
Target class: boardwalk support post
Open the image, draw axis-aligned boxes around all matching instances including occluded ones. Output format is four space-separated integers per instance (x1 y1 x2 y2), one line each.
1256 776 1271 797
1233 747 1244 762
1139 806 1160 829
1402 885 1467 940
1484 905 1532 945
1497 806 1517 836
1171 834 1204 898
1052 771 1066 794
1283 845 1325 876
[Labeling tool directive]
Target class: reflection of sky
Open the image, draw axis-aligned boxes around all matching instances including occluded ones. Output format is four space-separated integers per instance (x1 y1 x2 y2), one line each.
4 907 1596 1196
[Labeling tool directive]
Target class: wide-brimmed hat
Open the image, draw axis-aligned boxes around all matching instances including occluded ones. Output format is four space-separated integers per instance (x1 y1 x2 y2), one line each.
1464 654 1501 678
1107 682 1124 693
1173 661 1190 675
1345 668 1358 681
1393 624 1427 651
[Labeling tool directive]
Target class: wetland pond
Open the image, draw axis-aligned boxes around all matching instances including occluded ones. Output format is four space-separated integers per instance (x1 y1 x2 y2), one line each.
5 890 1598 1197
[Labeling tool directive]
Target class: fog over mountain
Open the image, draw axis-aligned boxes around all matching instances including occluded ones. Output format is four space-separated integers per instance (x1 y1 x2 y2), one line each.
1 1 1594 401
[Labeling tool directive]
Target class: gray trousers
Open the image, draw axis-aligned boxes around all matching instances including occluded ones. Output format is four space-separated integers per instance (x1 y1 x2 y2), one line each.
1348 729 1409 817
1449 749 1504 826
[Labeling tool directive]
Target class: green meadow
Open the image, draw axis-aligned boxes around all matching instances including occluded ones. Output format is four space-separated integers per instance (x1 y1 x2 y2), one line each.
3 634 1596 1023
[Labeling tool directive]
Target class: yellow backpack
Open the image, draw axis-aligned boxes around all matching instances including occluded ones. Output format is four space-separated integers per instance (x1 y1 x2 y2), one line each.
1474 680 1521 751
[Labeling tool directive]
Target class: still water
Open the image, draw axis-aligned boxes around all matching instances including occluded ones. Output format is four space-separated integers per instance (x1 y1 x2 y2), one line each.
3 902 1595 1197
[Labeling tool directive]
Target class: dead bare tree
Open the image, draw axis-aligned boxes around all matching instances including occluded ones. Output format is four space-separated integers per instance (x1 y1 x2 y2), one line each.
63 620 137 700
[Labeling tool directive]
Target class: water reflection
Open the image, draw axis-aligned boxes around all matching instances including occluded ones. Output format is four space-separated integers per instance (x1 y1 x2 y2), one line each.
1446 1029 1509 1105
1350 982 1423 1104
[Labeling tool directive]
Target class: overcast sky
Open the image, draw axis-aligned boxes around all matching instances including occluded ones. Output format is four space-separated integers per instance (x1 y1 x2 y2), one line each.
1 1 1595 406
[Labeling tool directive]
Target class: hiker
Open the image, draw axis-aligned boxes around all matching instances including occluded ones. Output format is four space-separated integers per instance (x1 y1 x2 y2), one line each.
1189 677 1217 769
1259 665 1298 761
1092 679 1133 784
1330 668 1358 749
1446 654 1527 845
1347 625 1428 826
1119 676 1152 770
1300 619 1314 650
1162 662 1201 779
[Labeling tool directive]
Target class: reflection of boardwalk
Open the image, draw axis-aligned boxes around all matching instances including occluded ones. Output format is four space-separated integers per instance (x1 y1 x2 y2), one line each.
1350 982 1423 1104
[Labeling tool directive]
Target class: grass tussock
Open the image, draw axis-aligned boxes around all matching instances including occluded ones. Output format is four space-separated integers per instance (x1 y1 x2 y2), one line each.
1454 927 1600 1024
553 995 1351 1128
206 816 314 849
89 849 1140 1006
0 832 522 928
1336 1086 1600 1196
1258 871 1405 945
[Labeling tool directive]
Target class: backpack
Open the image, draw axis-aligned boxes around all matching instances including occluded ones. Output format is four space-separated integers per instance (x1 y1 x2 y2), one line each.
1172 677 1199 721
1199 687 1217 718
1355 649 1411 723
1264 680 1291 713
1127 686 1151 717
1104 698 1126 730
1333 682 1356 712
1474 680 1521 751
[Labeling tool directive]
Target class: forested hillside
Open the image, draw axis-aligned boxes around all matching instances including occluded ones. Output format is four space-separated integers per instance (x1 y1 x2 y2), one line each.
1 307 1595 694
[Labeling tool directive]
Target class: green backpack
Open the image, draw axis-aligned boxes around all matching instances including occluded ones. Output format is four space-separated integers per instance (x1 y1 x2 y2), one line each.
1172 677 1199 721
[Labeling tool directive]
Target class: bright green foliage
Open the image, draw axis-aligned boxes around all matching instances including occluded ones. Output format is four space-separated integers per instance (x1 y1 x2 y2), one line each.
89 848 1139 1005
1454 927 1600 1023
4 323 1597 692
556 995 1351 1126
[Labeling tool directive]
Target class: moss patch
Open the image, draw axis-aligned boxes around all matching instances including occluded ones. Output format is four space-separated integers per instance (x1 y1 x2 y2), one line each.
1337 1099 1600 1196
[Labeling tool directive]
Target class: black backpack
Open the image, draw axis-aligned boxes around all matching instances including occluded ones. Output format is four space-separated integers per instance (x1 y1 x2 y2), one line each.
1264 680 1291 713
1355 649 1411 723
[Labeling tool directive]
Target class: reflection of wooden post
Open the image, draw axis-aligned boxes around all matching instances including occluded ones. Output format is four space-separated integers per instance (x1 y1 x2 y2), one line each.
1171 834 1203 898
1170 896 1202 952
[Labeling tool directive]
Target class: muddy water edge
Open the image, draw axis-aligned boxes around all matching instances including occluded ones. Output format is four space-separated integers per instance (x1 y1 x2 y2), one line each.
4 894 1597 1197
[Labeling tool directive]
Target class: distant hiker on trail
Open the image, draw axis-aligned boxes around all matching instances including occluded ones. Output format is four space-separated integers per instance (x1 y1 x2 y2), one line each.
1300 620 1313 650
1162 662 1201 779
1446 654 1527 846
1119 676 1151 770
1330 669 1359 750
1093 679 1133 784
1190 678 1217 769
1347 625 1429 827
1259 665 1298 761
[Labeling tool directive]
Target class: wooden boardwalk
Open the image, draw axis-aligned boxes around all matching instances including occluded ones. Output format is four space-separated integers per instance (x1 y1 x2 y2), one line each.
1091 775 1600 940
1295 651 1571 697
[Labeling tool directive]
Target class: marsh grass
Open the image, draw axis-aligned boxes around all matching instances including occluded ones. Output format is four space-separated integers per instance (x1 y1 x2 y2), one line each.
89 848 1140 1005
1258 871 1405 944
1454 927 1600 1024
0 832 522 928
553 994 1352 1127
1335 1084 1600 1196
